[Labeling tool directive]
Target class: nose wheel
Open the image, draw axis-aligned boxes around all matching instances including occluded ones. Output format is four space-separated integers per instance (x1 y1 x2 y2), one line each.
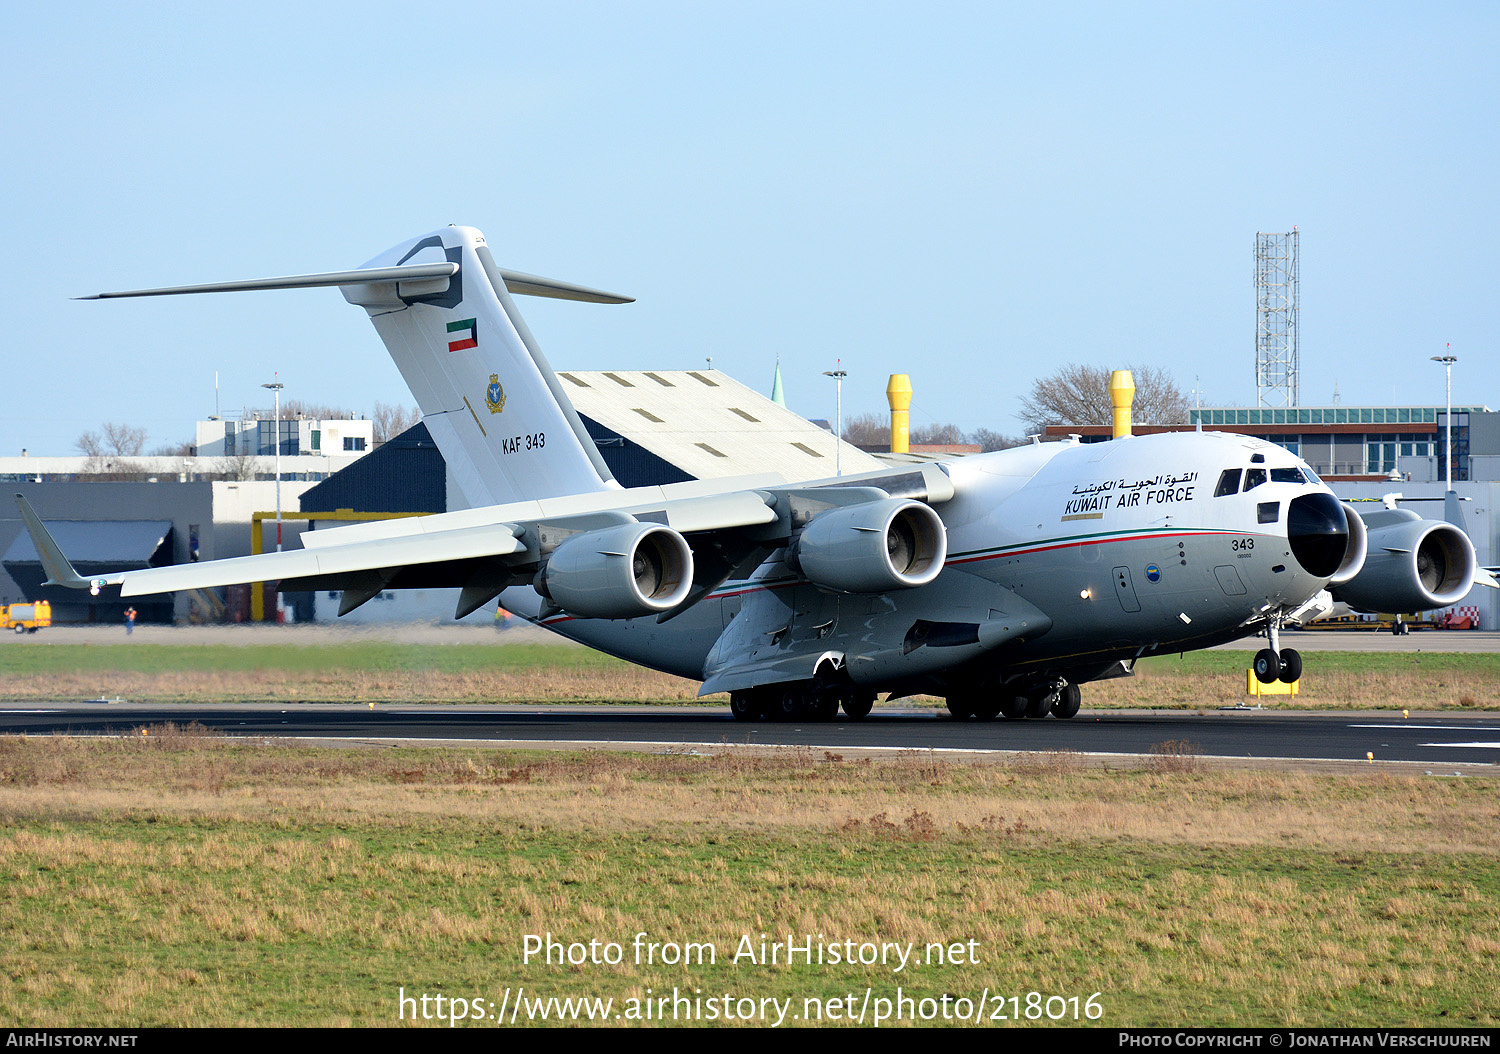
1253 612 1303 684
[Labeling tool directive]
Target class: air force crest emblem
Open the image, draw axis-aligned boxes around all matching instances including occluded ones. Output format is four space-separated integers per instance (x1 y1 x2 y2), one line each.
485 374 506 414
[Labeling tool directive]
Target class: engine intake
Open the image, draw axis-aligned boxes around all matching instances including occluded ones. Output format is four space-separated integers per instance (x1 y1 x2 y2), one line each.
794 498 946 593
538 522 693 619
1328 502 1367 585
1332 519 1475 614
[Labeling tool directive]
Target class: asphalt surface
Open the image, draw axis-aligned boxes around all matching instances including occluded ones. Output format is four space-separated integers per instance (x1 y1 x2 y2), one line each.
3 702 1496 772
3 624 1496 772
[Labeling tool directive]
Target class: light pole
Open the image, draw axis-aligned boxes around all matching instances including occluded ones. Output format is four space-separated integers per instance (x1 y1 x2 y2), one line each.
1431 351 1456 490
261 379 286 625
261 381 285 551
823 365 846 476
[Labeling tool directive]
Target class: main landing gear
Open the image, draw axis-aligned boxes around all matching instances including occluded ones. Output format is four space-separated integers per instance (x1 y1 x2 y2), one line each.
729 683 877 722
947 679 1080 720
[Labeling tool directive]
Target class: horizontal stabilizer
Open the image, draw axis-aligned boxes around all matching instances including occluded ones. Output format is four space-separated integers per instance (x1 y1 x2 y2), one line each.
76 263 460 300
78 263 631 304
496 269 633 304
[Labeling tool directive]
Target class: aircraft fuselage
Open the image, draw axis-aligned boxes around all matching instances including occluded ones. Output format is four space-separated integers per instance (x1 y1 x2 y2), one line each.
509 430 1345 697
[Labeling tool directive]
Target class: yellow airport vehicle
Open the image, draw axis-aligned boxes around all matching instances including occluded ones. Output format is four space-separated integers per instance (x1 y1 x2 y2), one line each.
0 600 51 634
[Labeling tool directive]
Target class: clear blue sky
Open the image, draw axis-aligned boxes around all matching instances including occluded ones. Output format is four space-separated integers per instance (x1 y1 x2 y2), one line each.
4 2 1496 456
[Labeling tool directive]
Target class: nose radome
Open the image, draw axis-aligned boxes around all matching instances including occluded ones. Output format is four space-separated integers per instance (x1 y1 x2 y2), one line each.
1287 493 1349 578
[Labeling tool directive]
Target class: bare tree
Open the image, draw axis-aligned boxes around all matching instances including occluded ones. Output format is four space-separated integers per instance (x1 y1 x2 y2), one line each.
372 401 422 445
972 428 1024 452
910 422 969 446
76 422 150 477
215 452 262 481
77 425 146 457
843 411 1023 452
1016 364 1188 434
101 422 148 456
840 411 891 447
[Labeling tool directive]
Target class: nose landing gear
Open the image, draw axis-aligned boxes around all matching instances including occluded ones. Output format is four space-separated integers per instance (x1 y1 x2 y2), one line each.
1253 612 1303 685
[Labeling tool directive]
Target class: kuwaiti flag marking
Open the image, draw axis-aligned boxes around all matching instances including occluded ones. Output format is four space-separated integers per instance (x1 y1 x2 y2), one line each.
446 318 478 352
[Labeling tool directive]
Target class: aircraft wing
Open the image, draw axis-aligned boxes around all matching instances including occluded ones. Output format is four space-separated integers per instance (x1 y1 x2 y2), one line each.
13 462 954 620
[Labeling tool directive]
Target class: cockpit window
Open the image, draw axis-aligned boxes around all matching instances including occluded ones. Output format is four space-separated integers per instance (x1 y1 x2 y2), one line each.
1270 467 1306 485
1242 468 1267 492
1214 469 1242 497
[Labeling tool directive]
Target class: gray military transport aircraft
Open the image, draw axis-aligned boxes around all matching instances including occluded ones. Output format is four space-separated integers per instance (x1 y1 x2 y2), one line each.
16 225 1489 721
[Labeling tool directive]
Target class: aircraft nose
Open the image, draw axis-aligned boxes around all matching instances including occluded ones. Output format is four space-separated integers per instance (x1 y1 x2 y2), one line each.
1287 492 1349 578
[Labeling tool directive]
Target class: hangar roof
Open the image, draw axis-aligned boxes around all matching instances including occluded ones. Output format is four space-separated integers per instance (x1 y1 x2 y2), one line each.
3 520 172 566
557 369 887 482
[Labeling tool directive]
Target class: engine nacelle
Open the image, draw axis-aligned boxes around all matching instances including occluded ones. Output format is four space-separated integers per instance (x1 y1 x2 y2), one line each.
793 498 946 593
1328 503 1368 585
537 522 693 619
1332 519 1475 614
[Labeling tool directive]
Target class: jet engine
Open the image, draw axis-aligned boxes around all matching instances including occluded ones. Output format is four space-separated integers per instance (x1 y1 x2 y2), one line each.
1332 517 1476 614
793 498 946 593
1328 503 1367 585
536 522 693 618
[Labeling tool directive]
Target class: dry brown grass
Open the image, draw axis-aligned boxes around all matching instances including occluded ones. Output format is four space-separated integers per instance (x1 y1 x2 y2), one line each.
0 664 706 704
0 734 1493 855
1 734 1496 1026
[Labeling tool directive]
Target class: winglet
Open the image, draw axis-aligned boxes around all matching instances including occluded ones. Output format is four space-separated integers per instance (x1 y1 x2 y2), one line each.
12 495 115 593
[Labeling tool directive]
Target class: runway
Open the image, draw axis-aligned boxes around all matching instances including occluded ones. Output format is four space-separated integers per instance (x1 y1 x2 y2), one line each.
4 702 1497 772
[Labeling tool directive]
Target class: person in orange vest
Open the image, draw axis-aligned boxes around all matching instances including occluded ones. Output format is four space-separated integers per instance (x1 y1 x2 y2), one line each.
124 606 137 635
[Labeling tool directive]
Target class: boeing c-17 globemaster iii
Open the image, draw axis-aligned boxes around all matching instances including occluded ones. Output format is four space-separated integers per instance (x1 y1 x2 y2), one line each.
17 225 1490 721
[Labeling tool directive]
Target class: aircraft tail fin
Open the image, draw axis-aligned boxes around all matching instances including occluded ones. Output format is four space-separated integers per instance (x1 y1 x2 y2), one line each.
81 225 631 508
342 226 623 507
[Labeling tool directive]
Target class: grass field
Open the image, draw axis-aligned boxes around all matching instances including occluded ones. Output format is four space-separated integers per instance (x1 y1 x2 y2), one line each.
0 729 1495 1027
0 640 1497 709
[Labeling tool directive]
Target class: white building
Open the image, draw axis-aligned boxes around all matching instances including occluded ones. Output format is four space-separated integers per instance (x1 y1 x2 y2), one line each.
193 415 373 460
0 416 376 484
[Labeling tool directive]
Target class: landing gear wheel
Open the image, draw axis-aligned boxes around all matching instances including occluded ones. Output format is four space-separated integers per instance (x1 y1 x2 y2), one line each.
729 690 763 721
777 687 807 721
1051 683 1081 719
1277 648 1302 683
1253 648 1281 684
810 693 840 721
946 696 975 719
1025 689 1055 719
842 691 875 719
999 694 1028 720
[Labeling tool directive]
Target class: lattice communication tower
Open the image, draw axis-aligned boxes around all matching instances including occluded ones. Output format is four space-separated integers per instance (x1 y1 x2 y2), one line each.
1254 229 1299 407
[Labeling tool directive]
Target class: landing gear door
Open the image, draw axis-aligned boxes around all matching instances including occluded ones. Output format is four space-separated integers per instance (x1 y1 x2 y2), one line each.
1112 566 1141 613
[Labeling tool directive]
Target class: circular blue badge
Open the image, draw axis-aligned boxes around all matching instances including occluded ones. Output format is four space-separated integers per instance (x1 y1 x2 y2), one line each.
1145 564 1161 582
